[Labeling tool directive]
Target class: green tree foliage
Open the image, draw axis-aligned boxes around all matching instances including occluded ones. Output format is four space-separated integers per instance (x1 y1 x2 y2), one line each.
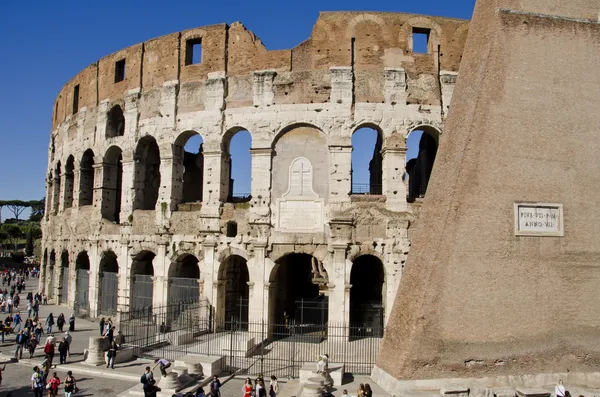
28 199 45 221
5 200 31 221
25 227 34 256
1 223 22 250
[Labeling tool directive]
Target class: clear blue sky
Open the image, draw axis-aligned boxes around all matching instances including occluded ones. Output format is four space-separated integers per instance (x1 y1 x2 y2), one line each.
0 0 475 202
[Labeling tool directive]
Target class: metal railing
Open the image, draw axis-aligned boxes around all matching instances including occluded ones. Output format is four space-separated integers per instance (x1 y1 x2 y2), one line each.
351 183 383 195
120 302 383 377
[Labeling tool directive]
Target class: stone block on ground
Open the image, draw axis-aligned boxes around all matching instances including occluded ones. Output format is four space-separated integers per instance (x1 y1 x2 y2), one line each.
515 388 550 397
182 354 225 377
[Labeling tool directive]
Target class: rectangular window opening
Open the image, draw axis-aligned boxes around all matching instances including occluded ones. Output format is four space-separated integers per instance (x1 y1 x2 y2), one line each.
115 59 126 83
412 28 430 54
185 39 203 65
72 85 79 115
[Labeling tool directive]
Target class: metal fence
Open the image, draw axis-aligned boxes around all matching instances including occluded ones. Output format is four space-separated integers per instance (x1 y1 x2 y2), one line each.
99 272 118 316
61 270 69 303
351 183 383 195
120 301 382 378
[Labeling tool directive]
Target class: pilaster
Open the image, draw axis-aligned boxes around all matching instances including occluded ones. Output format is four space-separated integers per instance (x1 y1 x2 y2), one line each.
330 67 353 106
440 70 458 117
158 81 178 130
204 72 226 111
328 145 352 203
124 88 141 135
382 146 409 212
250 147 273 216
384 68 408 105
253 70 276 107
119 153 135 223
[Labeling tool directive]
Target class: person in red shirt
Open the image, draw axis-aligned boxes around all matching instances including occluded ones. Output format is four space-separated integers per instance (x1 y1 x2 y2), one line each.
44 340 55 368
47 372 60 397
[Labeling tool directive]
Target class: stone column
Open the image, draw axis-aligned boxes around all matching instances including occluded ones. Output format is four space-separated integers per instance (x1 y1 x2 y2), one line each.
119 152 135 224
39 260 47 294
124 88 141 135
382 146 408 212
91 162 105 221
51 172 61 215
440 71 458 117
94 100 110 141
250 147 273 216
202 239 217 319
328 243 349 339
117 241 132 314
88 245 100 318
56 265 64 305
328 145 352 203
58 169 68 212
249 242 268 322
330 67 353 106
157 145 176 226
154 242 169 307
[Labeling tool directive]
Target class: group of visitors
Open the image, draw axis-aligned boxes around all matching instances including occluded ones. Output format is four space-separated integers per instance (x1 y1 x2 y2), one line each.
31 366 77 397
242 374 279 397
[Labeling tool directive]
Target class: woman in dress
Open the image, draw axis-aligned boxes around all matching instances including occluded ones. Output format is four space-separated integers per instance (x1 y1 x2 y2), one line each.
47 372 60 397
269 376 279 397
242 378 253 397
56 313 65 332
68 313 75 332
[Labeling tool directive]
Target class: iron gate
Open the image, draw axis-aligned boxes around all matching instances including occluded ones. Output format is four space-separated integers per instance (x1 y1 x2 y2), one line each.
76 270 89 313
131 275 154 311
99 272 118 315
61 269 69 303
168 278 199 303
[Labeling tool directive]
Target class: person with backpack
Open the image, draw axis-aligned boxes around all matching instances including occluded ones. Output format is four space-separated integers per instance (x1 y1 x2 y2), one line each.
13 312 22 332
141 366 159 397
31 366 45 397
210 375 222 397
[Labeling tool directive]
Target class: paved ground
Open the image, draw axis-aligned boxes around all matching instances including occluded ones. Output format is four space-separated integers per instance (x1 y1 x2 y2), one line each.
0 276 389 397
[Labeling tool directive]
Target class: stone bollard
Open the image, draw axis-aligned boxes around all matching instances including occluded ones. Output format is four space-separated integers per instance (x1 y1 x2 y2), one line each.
158 372 181 394
84 336 109 366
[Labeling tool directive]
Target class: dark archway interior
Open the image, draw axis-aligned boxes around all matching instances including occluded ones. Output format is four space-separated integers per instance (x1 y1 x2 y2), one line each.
106 105 125 138
271 253 323 325
134 137 161 210
79 150 95 206
350 255 384 333
100 251 119 273
406 130 438 201
75 251 90 270
132 251 155 275
61 251 69 268
181 134 204 204
169 255 200 278
221 255 249 324
64 156 75 209
102 146 123 223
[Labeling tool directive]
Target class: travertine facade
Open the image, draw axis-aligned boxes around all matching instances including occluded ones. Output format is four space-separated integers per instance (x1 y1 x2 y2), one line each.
41 12 468 331
374 0 600 393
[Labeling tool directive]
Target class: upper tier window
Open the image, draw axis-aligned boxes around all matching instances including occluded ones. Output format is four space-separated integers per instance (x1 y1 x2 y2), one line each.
115 59 126 83
185 39 202 65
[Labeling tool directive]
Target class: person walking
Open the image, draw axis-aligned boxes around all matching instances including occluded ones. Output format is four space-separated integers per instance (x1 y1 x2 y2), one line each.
357 384 366 397
269 375 279 397
31 366 45 397
64 331 72 358
13 312 22 332
64 370 77 397
99 318 105 336
107 340 118 369
58 338 69 364
68 313 75 332
243 378 253 397
141 366 158 397
15 330 26 359
56 313 65 332
210 375 222 397
365 384 373 397
35 323 44 342
44 338 55 368
47 372 60 397
45 313 54 334
28 335 38 358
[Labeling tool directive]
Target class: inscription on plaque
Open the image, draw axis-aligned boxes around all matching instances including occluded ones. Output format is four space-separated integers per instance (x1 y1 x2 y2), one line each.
514 203 563 237
276 157 324 233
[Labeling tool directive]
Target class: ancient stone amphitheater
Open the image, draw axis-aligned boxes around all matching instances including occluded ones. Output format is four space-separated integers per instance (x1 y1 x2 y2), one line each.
41 11 468 334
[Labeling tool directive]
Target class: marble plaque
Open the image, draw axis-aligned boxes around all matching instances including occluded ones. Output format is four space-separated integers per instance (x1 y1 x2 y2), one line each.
277 198 324 232
514 202 564 237
276 157 324 232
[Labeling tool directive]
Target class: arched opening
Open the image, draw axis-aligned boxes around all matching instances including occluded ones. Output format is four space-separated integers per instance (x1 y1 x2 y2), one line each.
218 255 249 329
48 250 56 298
64 156 75 209
106 105 125 138
223 129 252 202
174 131 203 208
79 149 95 207
101 146 123 223
226 221 238 237
351 127 383 195
350 255 385 338
75 251 91 314
60 250 69 304
168 254 200 303
405 126 439 202
269 253 327 332
133 136 161 211
52 162 62 213
99 251 119 315
130 251 155 310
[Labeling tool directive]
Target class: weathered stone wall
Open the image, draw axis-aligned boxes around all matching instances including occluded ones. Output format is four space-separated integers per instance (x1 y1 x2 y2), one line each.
374 0 600 391
42 12 467 330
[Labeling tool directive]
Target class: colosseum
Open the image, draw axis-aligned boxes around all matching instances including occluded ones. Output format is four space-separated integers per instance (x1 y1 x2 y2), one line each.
41 11 468 369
